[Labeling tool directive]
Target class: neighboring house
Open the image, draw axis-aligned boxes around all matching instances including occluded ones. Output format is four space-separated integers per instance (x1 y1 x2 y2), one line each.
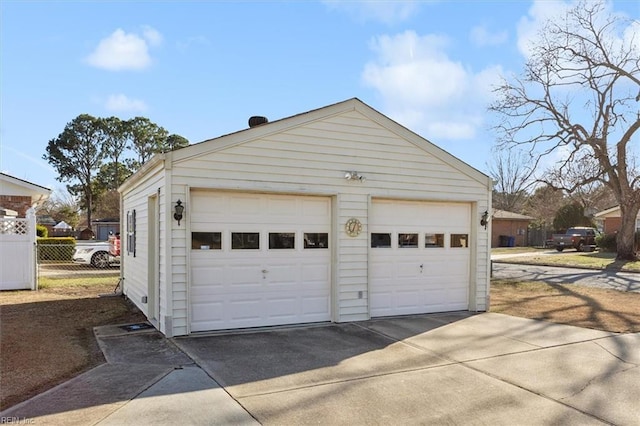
491 210 534 247
52 220 73 237
118 98 493 337
92 218 120 241
0 173 51 217
37 215 57 235
594 206 640 234
1 173 51 291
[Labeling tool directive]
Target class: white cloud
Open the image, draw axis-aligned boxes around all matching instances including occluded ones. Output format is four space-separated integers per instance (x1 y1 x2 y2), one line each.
516 0 576 58
86 26 162 71
470 25 508 47
104 94 147 113
323 0 420 25
362 30 503 141
142 25 163 47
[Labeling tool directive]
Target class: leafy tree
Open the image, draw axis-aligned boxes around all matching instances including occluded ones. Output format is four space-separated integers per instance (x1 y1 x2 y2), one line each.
43 114 107 228
553 203 595 232
163 134 190 152
95 161 133 192
522 185 567 229
127 117 169 165
102 117 129 190
490 1 640 260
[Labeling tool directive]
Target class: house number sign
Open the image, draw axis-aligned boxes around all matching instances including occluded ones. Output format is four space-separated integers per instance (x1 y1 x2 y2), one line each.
345 218 362 237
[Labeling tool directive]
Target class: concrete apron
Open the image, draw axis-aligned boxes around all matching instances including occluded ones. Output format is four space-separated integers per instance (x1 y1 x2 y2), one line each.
174 312 639 426
2 312 638 425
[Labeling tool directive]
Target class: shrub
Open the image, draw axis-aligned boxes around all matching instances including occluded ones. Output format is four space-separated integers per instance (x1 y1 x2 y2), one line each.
596 233 617 252
36 224 48 238
596 231 640 253
37 237 76 261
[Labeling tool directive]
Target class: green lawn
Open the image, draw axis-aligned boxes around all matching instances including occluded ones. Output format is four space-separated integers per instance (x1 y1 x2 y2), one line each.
38 274 120 289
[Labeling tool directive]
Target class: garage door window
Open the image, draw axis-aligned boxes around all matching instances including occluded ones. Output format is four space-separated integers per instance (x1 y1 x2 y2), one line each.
192 232 222 250
398 233 418 248
269 232 295 249
451 234 469 248
232 232 260 249
304 233 328 249
425 233 444 248
371 233 391 248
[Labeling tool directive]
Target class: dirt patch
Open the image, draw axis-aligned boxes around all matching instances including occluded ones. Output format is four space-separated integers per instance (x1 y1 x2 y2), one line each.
0 283 145 410
491 279 640 333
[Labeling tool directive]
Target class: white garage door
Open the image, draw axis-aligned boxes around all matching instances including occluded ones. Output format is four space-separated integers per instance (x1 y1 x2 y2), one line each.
190 191 332 332
370 200 470 317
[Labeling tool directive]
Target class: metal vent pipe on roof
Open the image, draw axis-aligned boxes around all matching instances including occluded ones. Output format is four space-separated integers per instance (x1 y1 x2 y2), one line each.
248 116 269 128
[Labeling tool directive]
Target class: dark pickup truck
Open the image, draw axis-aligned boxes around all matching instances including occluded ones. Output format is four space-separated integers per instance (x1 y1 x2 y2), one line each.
551 227 598 252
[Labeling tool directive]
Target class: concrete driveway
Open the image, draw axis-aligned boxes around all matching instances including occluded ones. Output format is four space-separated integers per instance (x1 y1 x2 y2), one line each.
3 312 638 425
174 312 639 425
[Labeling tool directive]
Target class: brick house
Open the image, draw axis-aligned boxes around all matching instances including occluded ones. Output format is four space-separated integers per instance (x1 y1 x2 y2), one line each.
594 206 640 234
491 209 534 247
0 173 51 217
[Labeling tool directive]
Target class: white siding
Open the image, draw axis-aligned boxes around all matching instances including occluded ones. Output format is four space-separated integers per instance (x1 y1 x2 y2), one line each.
121 99 492 336
120 163 167 331
169 107 490 331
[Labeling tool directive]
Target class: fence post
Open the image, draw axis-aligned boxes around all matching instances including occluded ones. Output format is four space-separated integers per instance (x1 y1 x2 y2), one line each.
27 208 37 290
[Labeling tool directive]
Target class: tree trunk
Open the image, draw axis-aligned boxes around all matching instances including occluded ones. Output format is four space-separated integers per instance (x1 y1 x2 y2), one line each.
616 203 639 261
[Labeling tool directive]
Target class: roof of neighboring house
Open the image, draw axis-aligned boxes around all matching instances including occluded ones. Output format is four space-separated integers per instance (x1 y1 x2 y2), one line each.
37 215 57 225
1 207 18 217
492 209 534 220
594 205 621 218
0 172 52 194
594 205 640 219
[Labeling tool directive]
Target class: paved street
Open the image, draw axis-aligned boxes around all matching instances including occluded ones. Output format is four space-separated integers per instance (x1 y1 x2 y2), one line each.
492 262 640 293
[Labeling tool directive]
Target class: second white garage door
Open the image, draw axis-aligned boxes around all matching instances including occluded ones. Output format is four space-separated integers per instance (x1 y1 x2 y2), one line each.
189 191 332 332
370 200 471 317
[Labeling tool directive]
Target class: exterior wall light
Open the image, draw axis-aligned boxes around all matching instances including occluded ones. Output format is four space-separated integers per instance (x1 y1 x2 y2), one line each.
480 210 489 230
174 200 184 226
344 171 365 181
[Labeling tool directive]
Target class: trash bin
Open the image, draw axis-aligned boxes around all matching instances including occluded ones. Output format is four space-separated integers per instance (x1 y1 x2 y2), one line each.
499 235 509 247
508 236 516 247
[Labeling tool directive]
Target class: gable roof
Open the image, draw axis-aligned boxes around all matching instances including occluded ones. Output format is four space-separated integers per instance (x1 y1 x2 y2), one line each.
121 98 491 192
492 209 534 220
594 205 621 218
1 172 52 194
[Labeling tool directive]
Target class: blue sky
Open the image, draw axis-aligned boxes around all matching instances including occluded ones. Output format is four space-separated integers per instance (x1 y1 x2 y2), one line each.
1 0 638 195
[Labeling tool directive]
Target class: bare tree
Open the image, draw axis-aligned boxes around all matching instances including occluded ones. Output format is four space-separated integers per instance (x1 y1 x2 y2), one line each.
487 148 536 212
490 1 640 260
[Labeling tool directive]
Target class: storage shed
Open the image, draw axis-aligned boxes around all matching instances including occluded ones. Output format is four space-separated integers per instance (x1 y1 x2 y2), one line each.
118 98 493 337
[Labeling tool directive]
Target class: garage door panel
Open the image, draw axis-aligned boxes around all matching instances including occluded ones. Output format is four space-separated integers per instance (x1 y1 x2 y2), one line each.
301 296 331 316
190 192 331 332
302 263 330 282
370 200 470 318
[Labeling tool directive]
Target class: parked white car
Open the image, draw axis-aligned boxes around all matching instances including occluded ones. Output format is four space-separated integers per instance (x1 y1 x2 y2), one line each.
73 242 120 268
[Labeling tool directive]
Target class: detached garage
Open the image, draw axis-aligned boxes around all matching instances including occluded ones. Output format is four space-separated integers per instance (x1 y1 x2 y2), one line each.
118 98 492 337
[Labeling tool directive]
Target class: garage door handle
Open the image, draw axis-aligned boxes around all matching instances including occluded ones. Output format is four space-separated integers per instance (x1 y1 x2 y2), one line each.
262 269 268 273
419 264 424 273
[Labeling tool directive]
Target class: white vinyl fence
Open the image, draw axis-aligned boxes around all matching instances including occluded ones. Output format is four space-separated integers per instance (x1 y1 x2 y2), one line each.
0 209 36 290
